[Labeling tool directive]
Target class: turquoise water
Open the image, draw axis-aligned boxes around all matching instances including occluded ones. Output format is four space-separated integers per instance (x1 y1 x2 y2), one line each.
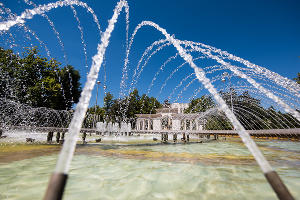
0 139 299 199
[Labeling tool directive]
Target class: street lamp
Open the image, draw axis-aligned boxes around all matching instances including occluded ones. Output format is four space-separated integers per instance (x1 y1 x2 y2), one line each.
94 81 101 128
222 72 234 113
95 81 101 107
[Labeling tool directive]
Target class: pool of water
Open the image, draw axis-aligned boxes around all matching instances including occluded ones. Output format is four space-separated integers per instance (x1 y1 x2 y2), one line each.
0 139 299 199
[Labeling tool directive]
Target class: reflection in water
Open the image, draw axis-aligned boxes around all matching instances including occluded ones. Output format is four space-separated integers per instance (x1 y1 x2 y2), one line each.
0 139 299 200
0 144 61 163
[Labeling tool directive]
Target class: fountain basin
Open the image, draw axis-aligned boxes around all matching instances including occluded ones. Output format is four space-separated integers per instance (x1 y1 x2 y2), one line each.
0 138 299 199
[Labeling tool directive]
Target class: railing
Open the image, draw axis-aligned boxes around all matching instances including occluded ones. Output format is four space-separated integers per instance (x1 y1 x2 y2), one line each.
3 126 300 137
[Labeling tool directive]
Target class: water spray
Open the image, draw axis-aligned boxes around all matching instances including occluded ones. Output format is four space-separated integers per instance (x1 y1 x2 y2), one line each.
0 1 296 199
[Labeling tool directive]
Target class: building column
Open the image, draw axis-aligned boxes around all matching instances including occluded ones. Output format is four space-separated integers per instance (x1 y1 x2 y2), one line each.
172 119 181 131
153 119 161 131
143 120 145 131
135 119 140 130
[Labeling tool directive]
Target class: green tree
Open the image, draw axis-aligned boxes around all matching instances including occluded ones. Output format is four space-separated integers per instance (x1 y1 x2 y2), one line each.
87 105 105 117
139 94 161 114
103 92 114 116
184 95 215 113
100 89 161 124
205 114 233 130
203 90 300 130
127 89 140 115
84 105 105 128
218 90 300 130
0 48 21 99
0 47 81 110
58 65 81 109
293 72 300 84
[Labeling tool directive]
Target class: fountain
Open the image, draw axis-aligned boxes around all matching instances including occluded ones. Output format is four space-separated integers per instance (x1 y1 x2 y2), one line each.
0 0 299 199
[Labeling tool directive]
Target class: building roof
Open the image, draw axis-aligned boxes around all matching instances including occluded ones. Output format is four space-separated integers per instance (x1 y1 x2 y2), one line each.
156 108 179 114
135 103 208 121
136 113 207 122
135 114 162 118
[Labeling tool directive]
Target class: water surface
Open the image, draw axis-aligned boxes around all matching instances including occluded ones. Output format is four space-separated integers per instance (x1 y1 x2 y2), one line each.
0 139 299 200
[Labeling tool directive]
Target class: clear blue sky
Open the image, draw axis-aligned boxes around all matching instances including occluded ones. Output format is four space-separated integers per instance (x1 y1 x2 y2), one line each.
1 0 300 108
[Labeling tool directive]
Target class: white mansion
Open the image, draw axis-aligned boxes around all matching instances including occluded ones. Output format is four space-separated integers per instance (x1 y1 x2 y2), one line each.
135 103 207 131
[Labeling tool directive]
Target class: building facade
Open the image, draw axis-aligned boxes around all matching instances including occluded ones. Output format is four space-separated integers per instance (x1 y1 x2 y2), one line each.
135 103 206 131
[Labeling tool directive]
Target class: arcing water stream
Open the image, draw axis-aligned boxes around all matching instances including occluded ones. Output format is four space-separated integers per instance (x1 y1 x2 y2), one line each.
0 0 299 199
52 0 130 175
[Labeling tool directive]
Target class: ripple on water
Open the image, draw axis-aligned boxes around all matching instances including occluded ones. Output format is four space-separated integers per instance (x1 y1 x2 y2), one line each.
0 140 299 199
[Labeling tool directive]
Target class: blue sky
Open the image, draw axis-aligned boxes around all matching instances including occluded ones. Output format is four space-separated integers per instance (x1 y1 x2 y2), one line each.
1 0 299 108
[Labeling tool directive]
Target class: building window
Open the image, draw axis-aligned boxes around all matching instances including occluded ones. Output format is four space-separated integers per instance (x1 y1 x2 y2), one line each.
192 119 196 130
145 119 148 130
181 120 184 130
150 119 153 130
161 116 172 130
186 119 190 130
140 120 143 130
198 119 204 130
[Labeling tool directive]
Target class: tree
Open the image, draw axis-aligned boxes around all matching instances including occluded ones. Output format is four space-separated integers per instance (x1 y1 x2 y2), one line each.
184 95 232 130
184 95 215 113
205 114 233 130
58 65 81 109
100 89 161 124
139 94 161 114
87 105 105 117
293 73 300 84
103 92 114 115
0 48 21 99
203 90 300 130
0 47 81 110
127 89 140 117
163 99 171 108
84 105 105 128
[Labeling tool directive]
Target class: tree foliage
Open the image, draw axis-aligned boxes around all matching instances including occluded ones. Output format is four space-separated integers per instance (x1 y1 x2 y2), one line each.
88 89 162 124
293 72 300 84
83 105 106 128
0 47 81 110
205 90 300 130
205 114 233 130
184 95 215 113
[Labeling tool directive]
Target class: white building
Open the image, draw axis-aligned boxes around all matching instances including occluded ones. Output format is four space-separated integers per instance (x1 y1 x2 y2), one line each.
135 103 206 131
